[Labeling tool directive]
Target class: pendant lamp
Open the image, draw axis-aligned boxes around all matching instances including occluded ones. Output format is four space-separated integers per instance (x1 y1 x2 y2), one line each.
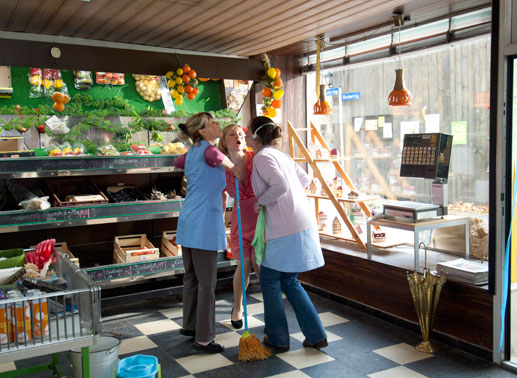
314 36 332 115
388 14 413 106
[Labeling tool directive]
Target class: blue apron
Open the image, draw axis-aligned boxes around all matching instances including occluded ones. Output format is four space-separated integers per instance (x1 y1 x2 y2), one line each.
176 140 227 251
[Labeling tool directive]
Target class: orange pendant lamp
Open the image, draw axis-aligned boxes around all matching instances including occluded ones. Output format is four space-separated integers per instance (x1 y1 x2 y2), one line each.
388 14 413 106
314 36 332 115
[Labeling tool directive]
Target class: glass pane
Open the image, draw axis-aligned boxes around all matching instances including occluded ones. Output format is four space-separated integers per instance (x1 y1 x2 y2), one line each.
304 36 490 267
510 59 517 364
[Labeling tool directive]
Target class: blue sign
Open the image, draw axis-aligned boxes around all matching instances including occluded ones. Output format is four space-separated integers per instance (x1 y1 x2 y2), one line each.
325 87 340 96
342 92 361 101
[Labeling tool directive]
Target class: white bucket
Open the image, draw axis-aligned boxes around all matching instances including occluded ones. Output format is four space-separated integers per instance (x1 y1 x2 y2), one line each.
70 335 120 378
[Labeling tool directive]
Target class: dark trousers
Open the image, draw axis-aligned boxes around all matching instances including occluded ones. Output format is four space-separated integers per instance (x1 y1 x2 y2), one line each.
182 247 218 343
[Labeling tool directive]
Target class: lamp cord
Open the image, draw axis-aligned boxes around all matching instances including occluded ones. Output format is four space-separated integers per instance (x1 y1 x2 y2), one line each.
398 23 402 68
316 36 321 99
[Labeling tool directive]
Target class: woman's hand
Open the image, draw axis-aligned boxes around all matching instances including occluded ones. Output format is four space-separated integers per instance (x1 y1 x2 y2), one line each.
254 201 262 213
230 165 243 182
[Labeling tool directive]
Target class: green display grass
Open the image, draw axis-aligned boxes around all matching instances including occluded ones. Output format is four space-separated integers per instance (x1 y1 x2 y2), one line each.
1 67 223 113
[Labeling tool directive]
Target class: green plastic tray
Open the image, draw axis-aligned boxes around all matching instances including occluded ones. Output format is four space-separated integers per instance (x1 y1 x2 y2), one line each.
0 248 25 269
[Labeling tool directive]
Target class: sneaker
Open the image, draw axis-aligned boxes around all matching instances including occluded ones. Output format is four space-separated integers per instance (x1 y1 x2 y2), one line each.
303 338 328 349
179 329 196 338
193 340 225 353
263 335 289 352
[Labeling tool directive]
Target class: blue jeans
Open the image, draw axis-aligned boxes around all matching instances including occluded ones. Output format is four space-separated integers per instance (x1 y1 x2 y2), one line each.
260 266 326 347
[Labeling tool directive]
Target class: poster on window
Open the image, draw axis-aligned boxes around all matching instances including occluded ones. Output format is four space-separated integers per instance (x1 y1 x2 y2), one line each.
425 114 440 133
383 123 393 139
354 117 363 131
451 121 467 144
400 121 420 142
365 119 378 131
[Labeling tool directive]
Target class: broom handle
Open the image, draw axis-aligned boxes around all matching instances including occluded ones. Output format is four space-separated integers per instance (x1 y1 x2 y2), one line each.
235 177 249 332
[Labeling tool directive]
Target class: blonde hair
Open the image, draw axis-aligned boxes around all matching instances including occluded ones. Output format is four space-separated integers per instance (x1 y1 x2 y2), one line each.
177 112 213 145
218 124 247 156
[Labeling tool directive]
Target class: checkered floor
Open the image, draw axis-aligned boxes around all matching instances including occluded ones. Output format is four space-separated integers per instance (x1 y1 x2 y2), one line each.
2 283 515 377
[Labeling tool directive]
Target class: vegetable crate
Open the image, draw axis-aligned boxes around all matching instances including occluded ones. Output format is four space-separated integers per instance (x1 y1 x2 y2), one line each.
161 231 182 257
46 178 108 207
114 234 160 263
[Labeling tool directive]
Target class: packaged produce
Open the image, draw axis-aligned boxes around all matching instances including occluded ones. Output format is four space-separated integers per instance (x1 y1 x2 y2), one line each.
51 92 70 112
96 72 125 85
99 144 120 156
60 142 74 156
130 144 152 155
72 143 85 156
42 69 68 96
46 144 63 157
133 74 161 102
28 67 43 98
73 71 93 90
161 142 188 154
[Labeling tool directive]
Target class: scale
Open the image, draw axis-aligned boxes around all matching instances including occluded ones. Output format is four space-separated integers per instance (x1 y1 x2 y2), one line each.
383 133 453 221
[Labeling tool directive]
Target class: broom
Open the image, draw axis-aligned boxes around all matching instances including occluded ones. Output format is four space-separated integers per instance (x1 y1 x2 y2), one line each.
235 177 272 361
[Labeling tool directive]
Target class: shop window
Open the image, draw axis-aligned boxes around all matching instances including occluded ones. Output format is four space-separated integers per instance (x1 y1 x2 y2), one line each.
305 35 490 267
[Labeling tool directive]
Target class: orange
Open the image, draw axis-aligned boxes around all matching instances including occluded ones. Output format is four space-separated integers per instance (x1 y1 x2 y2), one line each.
198 78 209 82
275 68 281 77
262 87 272 97
192 88 199 95
273 77 283 89
187 92 195 100
182 65 191 73
188 70 197 79
182 74 190 83
271 99 282 109
185 84 193 93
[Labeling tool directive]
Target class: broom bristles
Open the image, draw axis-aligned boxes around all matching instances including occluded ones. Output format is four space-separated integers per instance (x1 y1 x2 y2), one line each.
238 333 272 361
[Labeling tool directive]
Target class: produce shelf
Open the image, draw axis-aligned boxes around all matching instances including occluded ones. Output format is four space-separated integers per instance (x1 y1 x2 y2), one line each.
0 154 181 178
84 250 235 286
0 199 183 233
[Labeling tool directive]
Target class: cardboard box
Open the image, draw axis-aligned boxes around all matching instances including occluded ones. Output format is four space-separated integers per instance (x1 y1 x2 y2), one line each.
114 234 159 263
0 137 24 152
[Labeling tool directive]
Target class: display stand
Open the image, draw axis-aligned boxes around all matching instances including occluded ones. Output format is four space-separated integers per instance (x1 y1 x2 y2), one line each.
288 121 377 250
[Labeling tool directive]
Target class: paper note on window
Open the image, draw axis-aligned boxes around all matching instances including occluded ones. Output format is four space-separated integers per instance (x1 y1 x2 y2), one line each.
354 117 363 131
383 123 392 139
365 119 378 130
378 116 385 128
425 114 440 133
451 121 467 144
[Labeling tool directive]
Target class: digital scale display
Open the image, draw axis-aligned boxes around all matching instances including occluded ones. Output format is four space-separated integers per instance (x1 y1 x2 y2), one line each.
400 133 453 181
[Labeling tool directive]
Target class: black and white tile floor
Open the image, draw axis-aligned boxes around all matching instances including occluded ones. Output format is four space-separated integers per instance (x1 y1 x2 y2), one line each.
2 283 516 377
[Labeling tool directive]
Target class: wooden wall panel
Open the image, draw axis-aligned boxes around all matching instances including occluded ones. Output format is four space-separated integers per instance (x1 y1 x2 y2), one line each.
299 249 493 350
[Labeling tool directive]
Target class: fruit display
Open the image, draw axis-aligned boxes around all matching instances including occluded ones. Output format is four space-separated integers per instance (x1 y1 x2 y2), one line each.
165 64 199 107
133 74 161 102
260 56 284 118
25 239 56 272
99 144 120 156
96 72 125 85
130 144 152 155
73 71 93 90
161 142 188 154
51 92 70 112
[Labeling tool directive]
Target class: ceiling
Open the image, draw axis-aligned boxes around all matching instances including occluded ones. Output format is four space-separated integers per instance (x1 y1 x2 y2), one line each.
0 0 491 59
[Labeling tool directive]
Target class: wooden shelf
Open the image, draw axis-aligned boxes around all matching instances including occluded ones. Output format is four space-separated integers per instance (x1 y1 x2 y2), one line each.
307 194 378 203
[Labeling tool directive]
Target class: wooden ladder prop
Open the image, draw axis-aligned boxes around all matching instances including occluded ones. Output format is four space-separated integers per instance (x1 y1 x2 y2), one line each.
288 121 379 251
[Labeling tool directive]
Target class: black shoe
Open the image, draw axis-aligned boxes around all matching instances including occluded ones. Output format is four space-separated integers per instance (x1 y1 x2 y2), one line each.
263 335 289 352
193 340 225 353
180 329 196 338
303 338 328 349
231 307 243 329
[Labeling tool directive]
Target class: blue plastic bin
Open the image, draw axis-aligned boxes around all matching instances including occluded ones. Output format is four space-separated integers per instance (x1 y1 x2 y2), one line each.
116 354 158 378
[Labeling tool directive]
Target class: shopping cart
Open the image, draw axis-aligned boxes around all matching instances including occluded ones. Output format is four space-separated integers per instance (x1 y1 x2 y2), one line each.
0 251 101 378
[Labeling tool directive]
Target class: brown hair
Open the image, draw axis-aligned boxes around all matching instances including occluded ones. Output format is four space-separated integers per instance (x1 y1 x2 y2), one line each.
177 112 213 145
218 124 247 156
248 116 281 146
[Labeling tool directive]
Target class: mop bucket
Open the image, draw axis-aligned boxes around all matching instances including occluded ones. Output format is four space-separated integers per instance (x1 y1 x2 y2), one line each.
117 354 160 378
70 335 120 378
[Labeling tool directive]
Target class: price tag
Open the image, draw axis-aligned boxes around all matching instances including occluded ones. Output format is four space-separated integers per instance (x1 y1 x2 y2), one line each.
159 76 175 115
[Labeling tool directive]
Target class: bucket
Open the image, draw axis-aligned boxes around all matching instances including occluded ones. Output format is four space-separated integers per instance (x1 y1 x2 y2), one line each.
70 335 120 378
117 354 158 378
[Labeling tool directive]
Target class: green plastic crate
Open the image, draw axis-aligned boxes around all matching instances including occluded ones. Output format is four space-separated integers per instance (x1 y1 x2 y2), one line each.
0 248 25 269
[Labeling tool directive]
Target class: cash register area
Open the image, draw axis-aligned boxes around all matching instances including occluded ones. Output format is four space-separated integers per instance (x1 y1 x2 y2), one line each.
0 281 511 378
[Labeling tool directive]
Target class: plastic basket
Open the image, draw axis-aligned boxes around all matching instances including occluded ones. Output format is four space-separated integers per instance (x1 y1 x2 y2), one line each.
0 249 25 269
117 354 158 378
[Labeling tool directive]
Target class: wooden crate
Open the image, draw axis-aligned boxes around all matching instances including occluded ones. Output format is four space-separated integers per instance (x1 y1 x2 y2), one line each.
114 234 160 263
161 231 182 257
